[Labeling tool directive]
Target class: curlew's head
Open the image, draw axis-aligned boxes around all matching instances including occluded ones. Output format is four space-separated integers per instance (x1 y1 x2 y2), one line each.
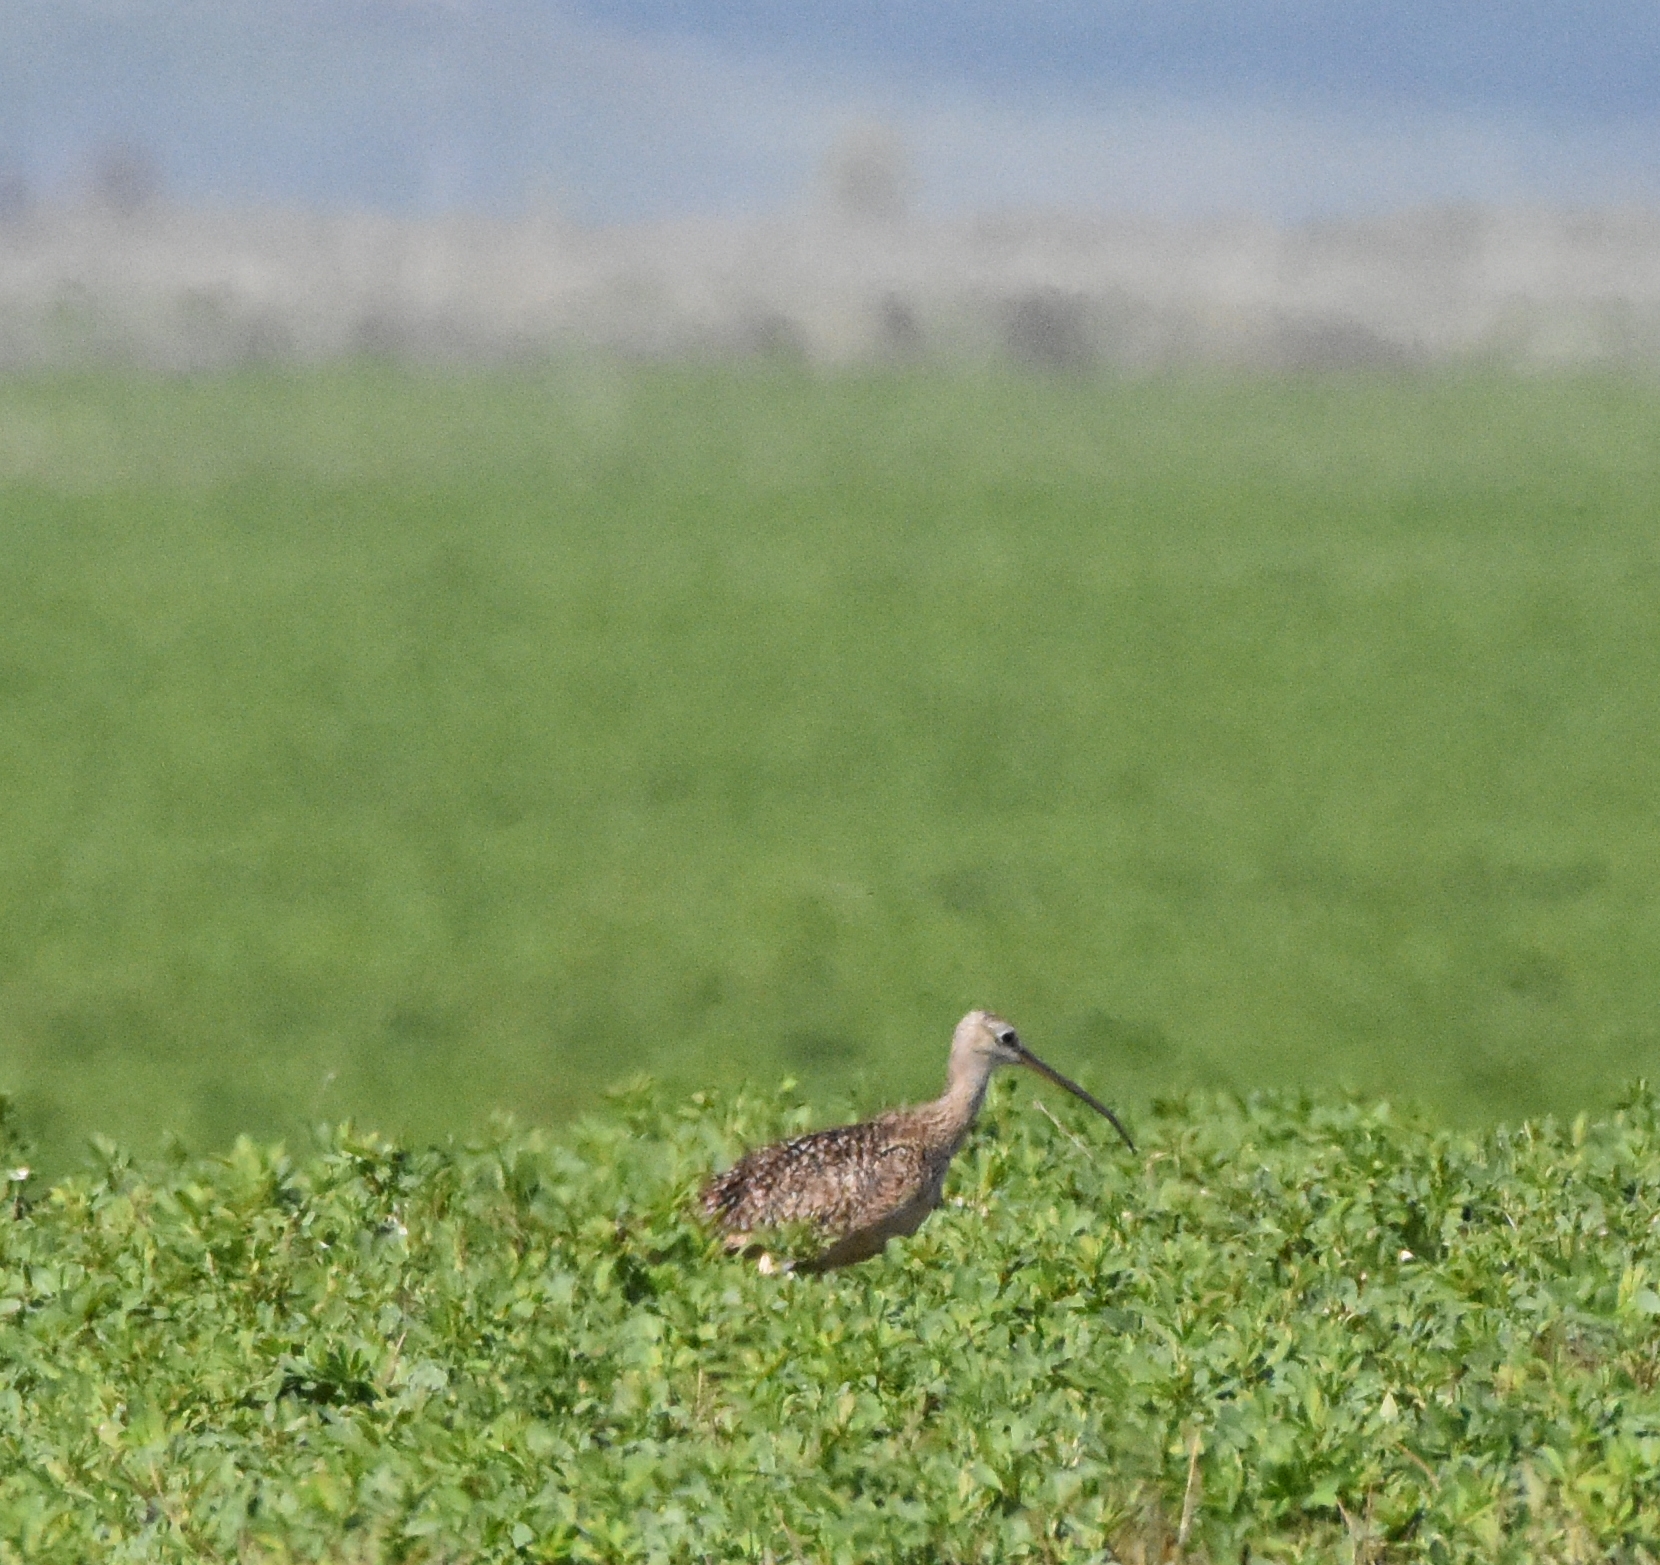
949 1009 1136 1151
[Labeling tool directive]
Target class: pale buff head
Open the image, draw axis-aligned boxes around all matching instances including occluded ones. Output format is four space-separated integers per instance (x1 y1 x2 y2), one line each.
947 1009 1137 1151
948 1009 1027 1078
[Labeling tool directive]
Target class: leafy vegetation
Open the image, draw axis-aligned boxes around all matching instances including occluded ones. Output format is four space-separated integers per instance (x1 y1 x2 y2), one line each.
4 1081 1660 1562
3 368 1660 1173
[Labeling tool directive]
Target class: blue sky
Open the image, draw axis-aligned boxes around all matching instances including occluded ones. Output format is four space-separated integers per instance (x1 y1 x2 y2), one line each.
588 0 1657 115
4 0 1657 221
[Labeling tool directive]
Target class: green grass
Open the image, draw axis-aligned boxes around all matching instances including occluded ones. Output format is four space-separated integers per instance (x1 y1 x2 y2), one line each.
4 1083 1660 1562
2 367 1660 1173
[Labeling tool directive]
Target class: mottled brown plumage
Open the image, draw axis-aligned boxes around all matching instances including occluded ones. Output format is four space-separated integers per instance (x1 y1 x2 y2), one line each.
701 1010 1135 1271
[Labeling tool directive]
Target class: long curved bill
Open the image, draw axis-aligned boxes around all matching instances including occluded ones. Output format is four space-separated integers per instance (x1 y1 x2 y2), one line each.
1016 1045 1137 1153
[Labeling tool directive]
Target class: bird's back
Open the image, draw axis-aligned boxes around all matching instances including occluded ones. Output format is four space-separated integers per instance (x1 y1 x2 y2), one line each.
701 1108 946 1246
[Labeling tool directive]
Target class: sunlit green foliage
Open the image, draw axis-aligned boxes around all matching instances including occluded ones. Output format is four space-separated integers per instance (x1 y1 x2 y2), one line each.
3 1082 1659 1562
3 368 1660 1172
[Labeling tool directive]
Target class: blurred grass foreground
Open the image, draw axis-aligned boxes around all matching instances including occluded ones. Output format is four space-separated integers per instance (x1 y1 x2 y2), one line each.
1 366 1659 1172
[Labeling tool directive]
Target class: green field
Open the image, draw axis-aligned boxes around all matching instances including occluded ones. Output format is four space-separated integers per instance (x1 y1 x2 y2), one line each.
5 1085 1660 1561
2 367 1659 1174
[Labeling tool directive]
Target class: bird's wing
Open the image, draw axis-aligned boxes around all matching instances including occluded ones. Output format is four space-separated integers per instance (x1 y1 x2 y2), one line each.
702 1122 931 1239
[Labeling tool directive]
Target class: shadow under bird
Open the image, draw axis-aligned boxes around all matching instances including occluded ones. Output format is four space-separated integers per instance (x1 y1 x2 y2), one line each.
701 1010 1136 1272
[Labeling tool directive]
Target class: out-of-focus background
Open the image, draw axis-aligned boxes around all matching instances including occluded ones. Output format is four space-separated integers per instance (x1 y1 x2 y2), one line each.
3 2 1659 1171
5 0 1660 368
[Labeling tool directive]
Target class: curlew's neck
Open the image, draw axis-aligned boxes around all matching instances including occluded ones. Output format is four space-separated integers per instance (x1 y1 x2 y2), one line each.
923 1052 997 1150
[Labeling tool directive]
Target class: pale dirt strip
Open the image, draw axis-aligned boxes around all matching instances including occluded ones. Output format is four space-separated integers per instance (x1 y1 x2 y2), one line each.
2 201 1657 371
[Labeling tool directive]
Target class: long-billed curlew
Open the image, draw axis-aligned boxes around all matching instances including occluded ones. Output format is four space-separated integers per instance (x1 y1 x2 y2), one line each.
701 1010 1135 1271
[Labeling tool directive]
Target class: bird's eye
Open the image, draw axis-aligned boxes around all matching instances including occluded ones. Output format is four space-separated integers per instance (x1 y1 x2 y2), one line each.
997 1028 1018 1047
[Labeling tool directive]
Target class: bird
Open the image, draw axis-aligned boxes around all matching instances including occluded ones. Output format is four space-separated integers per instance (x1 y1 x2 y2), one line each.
700 1009 1135 1271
